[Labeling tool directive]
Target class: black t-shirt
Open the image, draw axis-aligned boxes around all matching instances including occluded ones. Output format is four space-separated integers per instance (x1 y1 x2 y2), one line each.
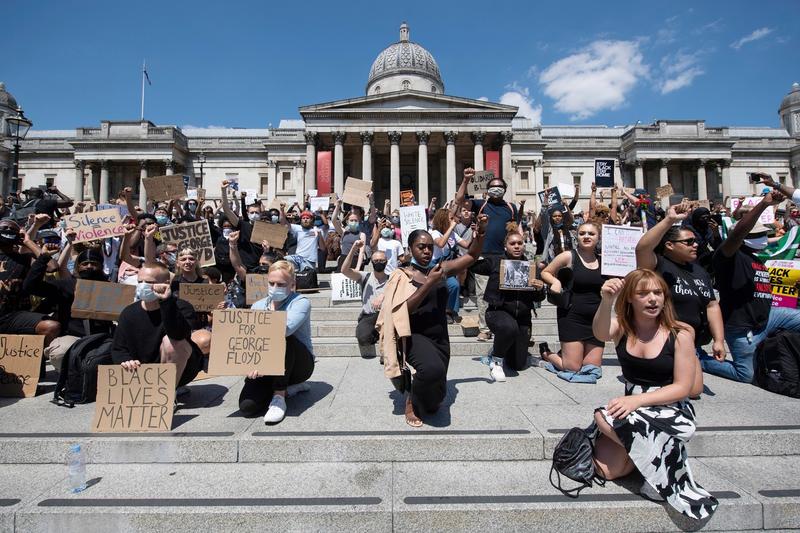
712 248 772 330
656 255 715 345
0 250 33 315
111 297 198 364
470 200 518 255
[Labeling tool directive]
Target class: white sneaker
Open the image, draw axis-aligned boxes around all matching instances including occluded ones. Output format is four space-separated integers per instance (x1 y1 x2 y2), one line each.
263 395 287 425
286 382 311 397
490 357 506 382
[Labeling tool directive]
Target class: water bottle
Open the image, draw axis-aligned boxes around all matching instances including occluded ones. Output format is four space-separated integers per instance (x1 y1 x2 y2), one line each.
66 444 87 493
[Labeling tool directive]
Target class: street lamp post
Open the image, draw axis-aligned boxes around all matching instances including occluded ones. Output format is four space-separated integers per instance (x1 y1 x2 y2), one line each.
6 107 32 195
198 151 206 188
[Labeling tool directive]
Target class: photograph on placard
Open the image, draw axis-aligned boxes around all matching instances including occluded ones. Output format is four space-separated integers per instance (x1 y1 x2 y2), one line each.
499 260 537 291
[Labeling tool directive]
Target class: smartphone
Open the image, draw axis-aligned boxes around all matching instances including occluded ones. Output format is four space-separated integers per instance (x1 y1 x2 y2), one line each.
749 172 766 184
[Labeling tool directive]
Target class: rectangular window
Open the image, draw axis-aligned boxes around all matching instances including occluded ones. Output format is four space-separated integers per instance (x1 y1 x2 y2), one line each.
259 173 268 195
282 171 292 191
520 170 529 190
543 173 550 189
45 174 56 187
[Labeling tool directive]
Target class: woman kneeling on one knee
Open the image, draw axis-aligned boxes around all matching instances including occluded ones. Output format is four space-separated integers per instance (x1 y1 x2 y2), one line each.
590 269 716 520
240 260 314 425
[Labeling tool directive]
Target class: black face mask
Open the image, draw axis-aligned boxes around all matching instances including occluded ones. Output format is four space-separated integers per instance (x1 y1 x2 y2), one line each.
77 269 108 281
372 261 387 272
0 231 20 244
253 265 270 274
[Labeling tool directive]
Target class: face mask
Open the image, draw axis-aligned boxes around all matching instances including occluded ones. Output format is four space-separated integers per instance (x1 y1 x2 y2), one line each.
269 286 290 302
381 228 393 238
391 217 400 225
222 228 233 239
78 269 107 281
254 265 270 274
744 235 768 250
155 215 170 226
348 221 359 232
135 282 159 302
553 222 563 229
314 220 323 227
487 187 505 199
410 257 431 272
0 231 19 243
187 203 198 213
372 261 387 272
271 215 279 224
248 213 260 222
164 252 177 267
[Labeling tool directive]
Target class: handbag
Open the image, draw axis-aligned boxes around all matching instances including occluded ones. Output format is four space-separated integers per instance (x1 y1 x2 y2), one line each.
549 425 606 498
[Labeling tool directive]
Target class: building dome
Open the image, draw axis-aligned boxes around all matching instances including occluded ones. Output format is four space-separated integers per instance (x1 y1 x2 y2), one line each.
366 23 444 95
0 82 18 110
779 82 800 137
780 82 800 111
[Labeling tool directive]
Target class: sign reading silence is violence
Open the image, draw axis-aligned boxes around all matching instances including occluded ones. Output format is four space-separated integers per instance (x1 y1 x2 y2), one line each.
64 209 126 243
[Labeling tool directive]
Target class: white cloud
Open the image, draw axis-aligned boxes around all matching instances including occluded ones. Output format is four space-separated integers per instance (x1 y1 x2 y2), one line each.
658 50 705 94
730 27 773 50
538 40 648 120
477 96 489 101
499 87 542 125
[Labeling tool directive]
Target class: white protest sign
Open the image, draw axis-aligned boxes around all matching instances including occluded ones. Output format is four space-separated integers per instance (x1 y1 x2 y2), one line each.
308 189 318 198
601 225 644 277
330 273 362 302
309 196 330 213
399 205 428 247
187 188 198 200
730 197 775 224
557 182 575 198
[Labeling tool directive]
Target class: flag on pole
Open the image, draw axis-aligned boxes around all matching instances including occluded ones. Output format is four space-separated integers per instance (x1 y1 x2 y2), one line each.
143 65 152 85
720 217 800 261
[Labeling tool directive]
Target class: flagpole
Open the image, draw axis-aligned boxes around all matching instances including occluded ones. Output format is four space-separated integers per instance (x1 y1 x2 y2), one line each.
140 59 146 121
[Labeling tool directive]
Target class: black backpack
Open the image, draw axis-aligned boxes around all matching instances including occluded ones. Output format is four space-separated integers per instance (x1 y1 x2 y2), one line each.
549 425 606 497
52 333 114 407
754 329 800 398
295 268 318 292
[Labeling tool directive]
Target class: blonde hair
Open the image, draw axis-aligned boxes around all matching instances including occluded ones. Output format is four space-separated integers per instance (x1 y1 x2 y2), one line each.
614 269 685 341
268 260 296 279
176 247 202 277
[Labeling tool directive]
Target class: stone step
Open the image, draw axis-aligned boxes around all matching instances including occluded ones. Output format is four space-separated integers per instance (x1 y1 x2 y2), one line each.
310 306 558 321
313 322 561 338
5 457 797 532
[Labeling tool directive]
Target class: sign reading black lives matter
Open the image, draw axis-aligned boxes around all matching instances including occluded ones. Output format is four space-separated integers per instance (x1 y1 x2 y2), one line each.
159 220 216 267
594 159 615 188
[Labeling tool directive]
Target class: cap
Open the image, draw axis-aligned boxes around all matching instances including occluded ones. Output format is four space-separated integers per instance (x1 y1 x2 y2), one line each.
300 210 313 219
76 248 104 265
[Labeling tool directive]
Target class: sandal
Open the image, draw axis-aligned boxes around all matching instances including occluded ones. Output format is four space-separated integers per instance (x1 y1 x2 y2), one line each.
405 396 423 428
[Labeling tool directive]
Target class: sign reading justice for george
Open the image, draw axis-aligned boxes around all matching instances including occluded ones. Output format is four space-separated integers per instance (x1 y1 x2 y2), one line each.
208 309 287 376
0 335 45 398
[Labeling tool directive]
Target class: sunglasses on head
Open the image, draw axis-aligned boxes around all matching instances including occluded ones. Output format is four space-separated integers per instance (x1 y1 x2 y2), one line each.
670 238 697 246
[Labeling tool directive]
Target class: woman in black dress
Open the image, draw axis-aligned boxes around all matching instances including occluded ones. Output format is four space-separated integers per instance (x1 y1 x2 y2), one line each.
540 221 605 372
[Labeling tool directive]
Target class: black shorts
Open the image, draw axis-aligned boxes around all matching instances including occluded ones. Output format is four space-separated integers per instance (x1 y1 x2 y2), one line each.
0 311 48 334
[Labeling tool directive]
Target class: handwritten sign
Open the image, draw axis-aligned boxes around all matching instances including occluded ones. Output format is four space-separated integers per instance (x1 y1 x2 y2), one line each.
331 273 362 302
399 205 428 247
64 208 125 243
400 190 415 206
187 188 198 200
765 260 800 309
143 175 186 202
730 197 775 224
251 220 288 249
538 187 563 208
594 159 615 188
159 220 215 267
655 184 674 199
308 189 318 198
71 280 136 321
0 335 45 398
499 260 537 291
601 225 644 277
245 274 269 305
179 283 226 312
92 364 176 433
468 171 494 196
341 177 372 210
556 183 575 199
208 309 287 376
309 196 330 213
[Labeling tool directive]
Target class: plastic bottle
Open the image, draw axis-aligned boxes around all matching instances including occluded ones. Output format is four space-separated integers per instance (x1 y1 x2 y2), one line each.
66 444 86 493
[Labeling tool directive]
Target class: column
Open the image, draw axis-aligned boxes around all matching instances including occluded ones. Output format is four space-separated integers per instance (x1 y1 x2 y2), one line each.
792 163 800 189
445 131 457 202
697 159 708 201
73 160 85 202
417 131 430 207
89 163 99 203
471 132 485 171
533 160 545 204
720 160 732 201
304 132 317 193
333 131 346 197
501 131 513 197
659 158 670 208
165 159 175 175
294 160 304 204
266 160 277 201
389 131 401 209
99 160 110 204
360 131 373 181
633 159 644 189
139 160 148 209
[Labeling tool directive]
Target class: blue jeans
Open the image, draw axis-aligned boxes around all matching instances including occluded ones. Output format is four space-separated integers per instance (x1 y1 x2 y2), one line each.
446 276 461 313
701 307 800 383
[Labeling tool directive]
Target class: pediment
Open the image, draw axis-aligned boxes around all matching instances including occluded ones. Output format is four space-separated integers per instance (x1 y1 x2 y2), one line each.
300 90 516 115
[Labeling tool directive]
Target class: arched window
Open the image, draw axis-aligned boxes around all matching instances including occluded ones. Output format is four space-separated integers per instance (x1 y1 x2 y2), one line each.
402 80 411 90
374 86 381 94
431 85 437 93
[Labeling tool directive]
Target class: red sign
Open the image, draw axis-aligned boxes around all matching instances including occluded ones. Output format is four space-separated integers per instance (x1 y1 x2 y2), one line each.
317 151 332 195
485 151 501 179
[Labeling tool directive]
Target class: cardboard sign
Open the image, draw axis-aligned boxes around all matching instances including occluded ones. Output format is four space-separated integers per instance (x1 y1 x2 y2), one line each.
537 187 563 208
72 280 136 321
243 189 258 201
245 274 269 305
309 196 330 213
208 309 287 376
730 197 775 224
64 208 125 243
178 283 226 312
766 260 800 309
331 273 362 302
594 159 615 188
400 190 415 206
499 260 538 291
460 315 480 337
0 335 45 398
468 171 495 196
251 220 288 249
143 175 186 202
92 364 176 433
197 188 206 199
399 205 428 247
556 182 575 199
341 177 372 210
98 203 130 220
601 225 644 277
656 184 674 199
159 220 216 267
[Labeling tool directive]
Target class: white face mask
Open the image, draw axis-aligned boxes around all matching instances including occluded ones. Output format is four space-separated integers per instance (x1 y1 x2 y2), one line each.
248 213 260 222
269 286 290 302
743 235 768 250
135 282 159 302
487 186 505 199
222 228 233 239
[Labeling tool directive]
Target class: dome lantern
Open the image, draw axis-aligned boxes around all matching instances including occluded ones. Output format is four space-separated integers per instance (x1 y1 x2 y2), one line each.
366 23 444 96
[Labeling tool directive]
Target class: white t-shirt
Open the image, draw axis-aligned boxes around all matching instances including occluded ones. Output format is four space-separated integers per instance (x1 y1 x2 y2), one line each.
377 237 404 273
429 230 456 262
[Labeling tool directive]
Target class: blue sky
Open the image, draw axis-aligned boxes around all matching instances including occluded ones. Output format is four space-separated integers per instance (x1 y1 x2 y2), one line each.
5 0 798 130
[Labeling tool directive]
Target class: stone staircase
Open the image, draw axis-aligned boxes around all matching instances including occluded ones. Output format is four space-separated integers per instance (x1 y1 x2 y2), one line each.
1 272 799 532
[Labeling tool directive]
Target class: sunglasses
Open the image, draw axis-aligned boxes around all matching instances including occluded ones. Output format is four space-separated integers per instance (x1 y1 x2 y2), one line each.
670 238 697 246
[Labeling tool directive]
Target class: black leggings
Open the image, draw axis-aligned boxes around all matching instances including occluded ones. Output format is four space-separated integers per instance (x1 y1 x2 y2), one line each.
404 334 449 413
356 312 379 346
485 308 531 371
238 335 315 416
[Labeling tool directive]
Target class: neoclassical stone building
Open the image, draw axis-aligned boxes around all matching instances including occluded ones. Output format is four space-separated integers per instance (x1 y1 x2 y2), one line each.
2 23 800 211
